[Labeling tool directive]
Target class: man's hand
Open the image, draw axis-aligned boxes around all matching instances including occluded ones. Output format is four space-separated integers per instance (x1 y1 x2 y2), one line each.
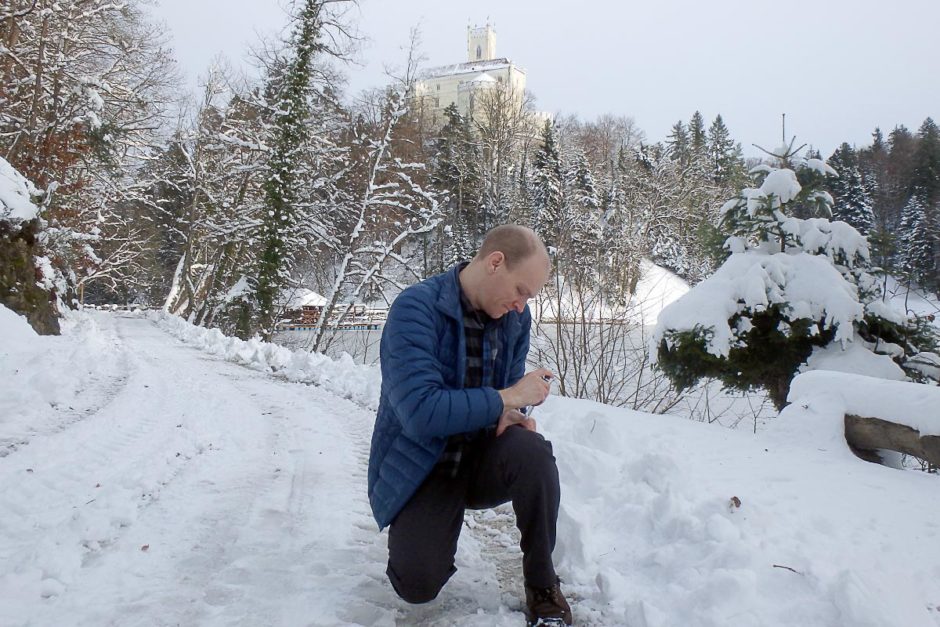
496 409 537 437
498 368 553 411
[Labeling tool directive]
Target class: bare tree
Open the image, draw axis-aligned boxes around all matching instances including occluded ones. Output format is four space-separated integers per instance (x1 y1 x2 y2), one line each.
308 39 441 352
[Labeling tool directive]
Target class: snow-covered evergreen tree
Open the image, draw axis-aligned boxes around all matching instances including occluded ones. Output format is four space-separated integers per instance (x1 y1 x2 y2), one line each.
666 121 691 165
251 0 336 339
898 193 935 288
653 145 939 409
706 114 746 187
910 118 940 207
561 149 602 282
531 120 564 249
431 103 482 262
689 111 708 161
826 143 875 235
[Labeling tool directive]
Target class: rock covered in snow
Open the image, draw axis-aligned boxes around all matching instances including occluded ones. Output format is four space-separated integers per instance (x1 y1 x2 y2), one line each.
0 156 42 224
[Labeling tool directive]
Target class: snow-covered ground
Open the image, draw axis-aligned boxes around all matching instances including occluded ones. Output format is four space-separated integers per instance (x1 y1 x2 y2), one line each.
883 275 940 322
2 306 939 626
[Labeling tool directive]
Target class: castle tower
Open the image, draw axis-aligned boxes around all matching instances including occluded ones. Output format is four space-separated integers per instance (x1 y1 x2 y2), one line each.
467 23 496 62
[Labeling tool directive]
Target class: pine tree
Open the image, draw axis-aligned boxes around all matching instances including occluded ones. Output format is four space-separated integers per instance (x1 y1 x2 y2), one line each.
689 111 707 160
657 145 938 408
432 103 482 248
666 121 691 165
562 149 601 280
911 118 940 207
898 193 935 288
908 118 940 290
531 120 563 248
706 114 746 187
886 125 918 221
826 143 875 235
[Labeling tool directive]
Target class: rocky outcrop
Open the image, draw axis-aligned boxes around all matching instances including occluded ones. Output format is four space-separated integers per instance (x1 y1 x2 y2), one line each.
0 219 60 335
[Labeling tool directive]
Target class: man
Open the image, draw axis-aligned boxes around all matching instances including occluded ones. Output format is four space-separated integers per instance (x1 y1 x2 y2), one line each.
368 224 572 626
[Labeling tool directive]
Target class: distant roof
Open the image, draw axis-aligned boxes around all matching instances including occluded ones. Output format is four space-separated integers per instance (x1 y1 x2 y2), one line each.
420 58 523 80
284 288 327 309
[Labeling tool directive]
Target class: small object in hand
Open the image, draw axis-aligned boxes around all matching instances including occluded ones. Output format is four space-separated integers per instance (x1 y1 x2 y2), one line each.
523 375 553 417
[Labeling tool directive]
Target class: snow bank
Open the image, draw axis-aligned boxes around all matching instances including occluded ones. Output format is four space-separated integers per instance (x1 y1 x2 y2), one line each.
151 312 380 409
787 370 940 437
539 395 940 626
1 306 121 453
802 341 907 380
0 303 36 348
0 156 41 223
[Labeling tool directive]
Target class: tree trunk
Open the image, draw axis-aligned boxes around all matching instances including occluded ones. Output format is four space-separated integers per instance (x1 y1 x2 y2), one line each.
769 376 791 412
845 414 940 468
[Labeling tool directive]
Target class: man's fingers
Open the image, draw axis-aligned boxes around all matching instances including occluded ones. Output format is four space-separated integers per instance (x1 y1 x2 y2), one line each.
522 418 537 432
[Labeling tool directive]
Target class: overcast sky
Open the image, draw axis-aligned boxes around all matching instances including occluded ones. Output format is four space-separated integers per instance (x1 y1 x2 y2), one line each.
153 0 939 158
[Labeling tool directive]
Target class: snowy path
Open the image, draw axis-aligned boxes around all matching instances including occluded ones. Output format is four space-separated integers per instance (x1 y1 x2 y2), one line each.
10 310 938 625
1 313 568 626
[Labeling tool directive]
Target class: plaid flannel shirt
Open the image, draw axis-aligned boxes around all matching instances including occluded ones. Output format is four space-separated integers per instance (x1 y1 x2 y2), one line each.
434 262 501 477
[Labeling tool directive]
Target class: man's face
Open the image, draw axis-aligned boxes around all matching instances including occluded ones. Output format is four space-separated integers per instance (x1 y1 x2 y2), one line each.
480 251 550 319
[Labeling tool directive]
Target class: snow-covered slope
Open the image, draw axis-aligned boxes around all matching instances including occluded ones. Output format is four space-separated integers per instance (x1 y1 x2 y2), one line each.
540 394 939 626
2 307 938 626
883 275 940 322
631 259 690 326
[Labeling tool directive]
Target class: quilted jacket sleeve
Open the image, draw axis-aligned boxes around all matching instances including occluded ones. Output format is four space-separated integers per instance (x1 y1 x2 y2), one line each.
383 289 503 439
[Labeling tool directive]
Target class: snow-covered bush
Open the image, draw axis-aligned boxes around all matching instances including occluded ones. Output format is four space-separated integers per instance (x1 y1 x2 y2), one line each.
651 146 939 410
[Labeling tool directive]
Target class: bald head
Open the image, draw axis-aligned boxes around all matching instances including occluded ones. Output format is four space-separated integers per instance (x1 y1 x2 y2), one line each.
475 224 549 269
459 224 551 319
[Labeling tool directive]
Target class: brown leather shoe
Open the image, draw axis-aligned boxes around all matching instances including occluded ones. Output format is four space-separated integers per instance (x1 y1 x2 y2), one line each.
524 578 572 626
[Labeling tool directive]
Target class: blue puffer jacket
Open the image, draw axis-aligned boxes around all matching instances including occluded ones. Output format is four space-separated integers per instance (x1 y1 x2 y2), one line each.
368 265 530 529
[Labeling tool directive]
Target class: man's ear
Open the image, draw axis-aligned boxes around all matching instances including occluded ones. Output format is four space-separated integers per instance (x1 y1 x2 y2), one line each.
487 251 505 273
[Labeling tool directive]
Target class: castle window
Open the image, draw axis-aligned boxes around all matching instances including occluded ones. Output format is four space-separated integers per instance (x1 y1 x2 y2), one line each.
476 45 482 60
436 84 440 91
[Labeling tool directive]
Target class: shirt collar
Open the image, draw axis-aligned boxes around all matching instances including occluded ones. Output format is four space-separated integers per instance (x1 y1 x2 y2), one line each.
456 261 492 324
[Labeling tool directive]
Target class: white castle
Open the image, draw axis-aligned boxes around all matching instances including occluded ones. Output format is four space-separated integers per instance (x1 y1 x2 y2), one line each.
414 23 529 124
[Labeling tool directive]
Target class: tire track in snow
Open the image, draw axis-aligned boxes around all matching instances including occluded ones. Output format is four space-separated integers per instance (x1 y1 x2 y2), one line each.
20 315 398 626
0 314 130 458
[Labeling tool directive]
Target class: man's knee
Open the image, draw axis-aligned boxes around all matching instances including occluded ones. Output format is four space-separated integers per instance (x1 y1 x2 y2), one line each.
500 426 557 473
387 562 455 604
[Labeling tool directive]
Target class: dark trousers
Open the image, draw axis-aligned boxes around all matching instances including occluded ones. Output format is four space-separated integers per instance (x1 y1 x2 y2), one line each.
386 425 561 604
